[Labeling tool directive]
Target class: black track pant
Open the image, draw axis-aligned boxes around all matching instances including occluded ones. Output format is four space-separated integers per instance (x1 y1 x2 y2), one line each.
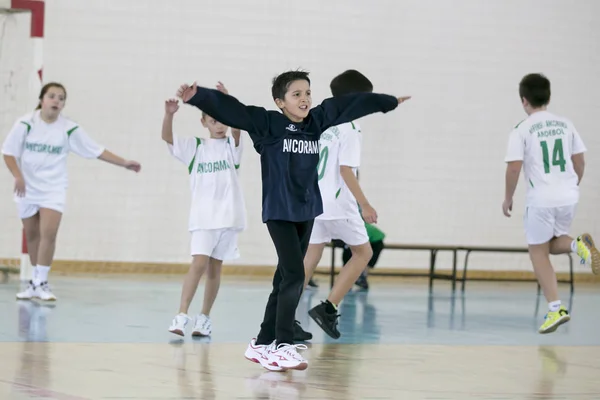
255 219 314 346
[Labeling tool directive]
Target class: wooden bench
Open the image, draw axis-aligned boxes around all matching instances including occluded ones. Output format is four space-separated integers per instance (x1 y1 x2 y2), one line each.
460 245 574 293
0 266 19 283
327 242 461 290
326 242 575 293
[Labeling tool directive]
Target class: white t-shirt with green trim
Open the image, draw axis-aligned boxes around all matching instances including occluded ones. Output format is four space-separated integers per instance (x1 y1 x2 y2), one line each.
316 121 362 221
505 110 586 208
168 134 246 231
1 110 105 204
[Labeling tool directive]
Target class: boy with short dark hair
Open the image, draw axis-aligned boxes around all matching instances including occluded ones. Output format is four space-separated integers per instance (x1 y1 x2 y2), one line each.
302 70 386 339
177 71 409 370
503 72 599 334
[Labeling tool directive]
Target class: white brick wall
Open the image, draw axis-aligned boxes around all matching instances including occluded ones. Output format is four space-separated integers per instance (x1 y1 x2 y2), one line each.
1 0 599 272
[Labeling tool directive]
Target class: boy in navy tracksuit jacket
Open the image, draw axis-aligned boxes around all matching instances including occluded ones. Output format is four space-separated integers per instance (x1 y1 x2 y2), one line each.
177 71 409 371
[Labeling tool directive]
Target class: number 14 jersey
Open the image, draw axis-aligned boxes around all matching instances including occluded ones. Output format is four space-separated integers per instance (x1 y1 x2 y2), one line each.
505 110 587 208
316 121 363 221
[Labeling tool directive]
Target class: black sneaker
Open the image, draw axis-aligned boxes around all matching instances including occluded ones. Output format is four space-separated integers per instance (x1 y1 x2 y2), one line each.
307 278 318 288
293 320 312 342
308 302 340 339
355 274 369 290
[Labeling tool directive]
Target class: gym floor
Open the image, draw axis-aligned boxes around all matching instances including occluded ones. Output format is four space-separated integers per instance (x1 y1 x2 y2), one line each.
0 274 598 399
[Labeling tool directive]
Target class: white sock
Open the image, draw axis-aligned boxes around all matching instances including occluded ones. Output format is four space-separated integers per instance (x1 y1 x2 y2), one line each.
34 265 50 286
571 240 577 253
549 300 561 312
31 265 39 282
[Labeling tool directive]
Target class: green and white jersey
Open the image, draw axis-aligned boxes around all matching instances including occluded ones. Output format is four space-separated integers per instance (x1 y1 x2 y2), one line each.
1 111 104 204
505 110 586 207
168 134 246 231
316 121 362 220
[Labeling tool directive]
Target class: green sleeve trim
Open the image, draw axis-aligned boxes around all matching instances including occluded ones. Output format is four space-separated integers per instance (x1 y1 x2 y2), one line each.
20 121 31 134
187 137 202 174
335 188 341 198
67 126 79 137
350 121 356 130
230 137 241 169
514 119 525 129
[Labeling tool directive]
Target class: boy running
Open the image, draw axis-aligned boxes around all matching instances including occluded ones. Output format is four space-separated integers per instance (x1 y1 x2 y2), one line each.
503 73 599 334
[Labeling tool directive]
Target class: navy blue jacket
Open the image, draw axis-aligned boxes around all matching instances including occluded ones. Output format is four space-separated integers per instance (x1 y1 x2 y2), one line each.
185 88 398 223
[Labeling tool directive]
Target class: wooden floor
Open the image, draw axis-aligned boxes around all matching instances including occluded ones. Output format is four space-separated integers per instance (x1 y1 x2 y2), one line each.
0 275 599 399
0 343 598 399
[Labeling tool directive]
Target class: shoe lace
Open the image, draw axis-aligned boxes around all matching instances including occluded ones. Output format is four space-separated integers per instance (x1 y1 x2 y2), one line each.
322 302 341 323
274 343 307 358
175 314 189 324
199 316 211 329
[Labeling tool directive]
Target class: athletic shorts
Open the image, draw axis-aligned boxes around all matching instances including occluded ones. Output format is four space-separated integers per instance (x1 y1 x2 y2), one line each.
524 205 576 245
190 228 240 260
309 218 369 246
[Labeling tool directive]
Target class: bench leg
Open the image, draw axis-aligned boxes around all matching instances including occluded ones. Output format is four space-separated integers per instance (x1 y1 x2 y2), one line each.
448 291 455 330
568 253 574 294
427 292 435 328
461 250 472 292
451 250 457 292
428 250 438 291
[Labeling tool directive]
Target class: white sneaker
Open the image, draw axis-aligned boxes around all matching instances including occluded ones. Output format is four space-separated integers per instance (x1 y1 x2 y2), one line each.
35 282 56 301
16 281 37 300
244 339 283 372
191 314 211 337
266 343 308 371
169 313 190 336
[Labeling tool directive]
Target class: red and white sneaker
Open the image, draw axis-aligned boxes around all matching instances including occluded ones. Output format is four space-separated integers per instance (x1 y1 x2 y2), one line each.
266 343 308 371
244 339 283 372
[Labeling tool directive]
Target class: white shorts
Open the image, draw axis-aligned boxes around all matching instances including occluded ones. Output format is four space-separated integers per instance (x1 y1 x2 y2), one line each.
17 201 65 219
524 205 576 245
309 218 369 246
190 228 240 260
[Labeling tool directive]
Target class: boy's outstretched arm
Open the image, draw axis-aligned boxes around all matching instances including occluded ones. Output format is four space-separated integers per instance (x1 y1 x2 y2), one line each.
312 93 410 131
98 150 141 172
177 82 268 136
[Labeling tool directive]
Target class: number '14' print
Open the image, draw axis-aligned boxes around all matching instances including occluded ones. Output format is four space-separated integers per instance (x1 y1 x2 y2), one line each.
540 138 566 174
